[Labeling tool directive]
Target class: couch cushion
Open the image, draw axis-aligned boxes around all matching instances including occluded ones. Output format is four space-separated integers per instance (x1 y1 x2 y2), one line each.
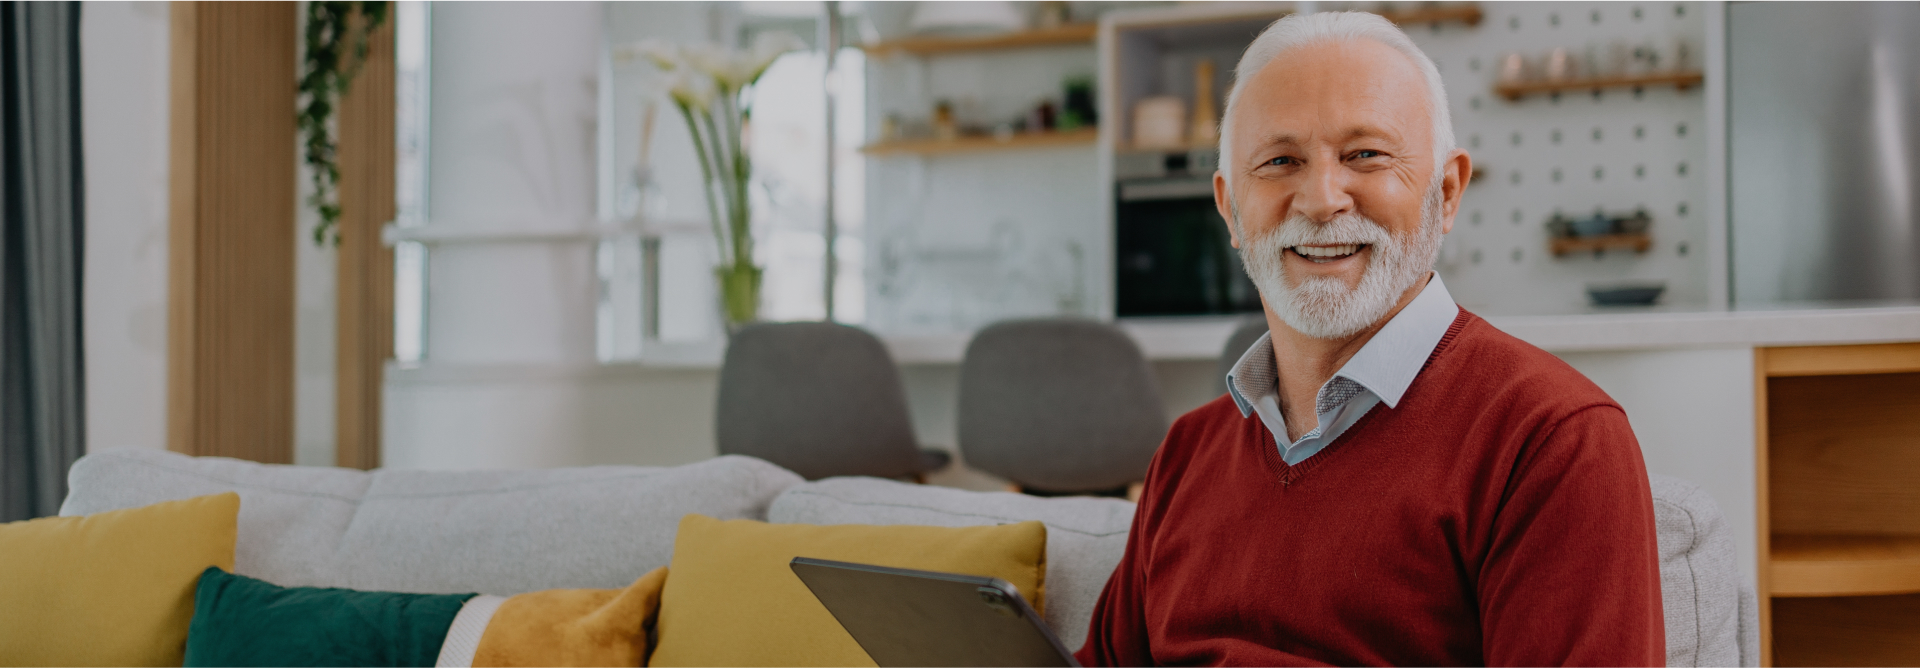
651 514 1048 667
60 448 802 595
1650 473 1753 667
767 477 1133 651
0 492 238 667
185 567 474 667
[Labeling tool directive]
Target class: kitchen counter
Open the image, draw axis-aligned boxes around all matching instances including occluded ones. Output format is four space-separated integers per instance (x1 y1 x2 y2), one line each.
386 302 1920 383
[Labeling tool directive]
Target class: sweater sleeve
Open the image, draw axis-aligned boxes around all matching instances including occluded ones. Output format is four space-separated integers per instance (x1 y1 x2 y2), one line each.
1478 404 1666 667
1075 484 1156 667
1075 423 1179 668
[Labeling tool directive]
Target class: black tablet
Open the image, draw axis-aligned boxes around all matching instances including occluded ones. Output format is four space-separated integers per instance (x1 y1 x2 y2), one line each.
789 557 1081 668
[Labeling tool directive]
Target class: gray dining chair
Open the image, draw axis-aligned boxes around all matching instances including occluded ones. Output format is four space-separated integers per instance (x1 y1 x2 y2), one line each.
716 322 950 481
957 318 1168 495
1217 316 1270 395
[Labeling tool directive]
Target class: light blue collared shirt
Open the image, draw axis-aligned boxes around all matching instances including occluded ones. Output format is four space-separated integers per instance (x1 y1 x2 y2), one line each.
1225 274 1460 465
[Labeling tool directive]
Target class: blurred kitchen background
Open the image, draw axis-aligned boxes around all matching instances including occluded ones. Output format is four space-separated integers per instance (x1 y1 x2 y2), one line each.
79 3 1920 664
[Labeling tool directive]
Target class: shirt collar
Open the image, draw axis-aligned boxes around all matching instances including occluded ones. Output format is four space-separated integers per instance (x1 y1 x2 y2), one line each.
1225 273 1459 416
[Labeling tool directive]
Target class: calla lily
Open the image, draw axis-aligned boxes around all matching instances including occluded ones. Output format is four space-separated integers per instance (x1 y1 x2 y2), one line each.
743 31 808 85
665 67 716 113
616 39 684 72
682 44 743 90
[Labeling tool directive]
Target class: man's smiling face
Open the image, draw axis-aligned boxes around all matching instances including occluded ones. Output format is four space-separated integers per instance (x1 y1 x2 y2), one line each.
1220 37 1451 290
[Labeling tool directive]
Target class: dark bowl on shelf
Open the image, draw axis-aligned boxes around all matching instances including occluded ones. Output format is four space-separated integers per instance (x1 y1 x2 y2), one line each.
1586 281 1666 306
1545 217 1574 238
1616 214 1652 235
1571 214 1617 237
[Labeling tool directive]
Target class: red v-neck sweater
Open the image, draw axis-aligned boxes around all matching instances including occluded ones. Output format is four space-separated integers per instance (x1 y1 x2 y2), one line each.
1076 311 1664 667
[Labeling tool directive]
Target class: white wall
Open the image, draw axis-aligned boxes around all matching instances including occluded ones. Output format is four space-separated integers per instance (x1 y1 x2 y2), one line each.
81 2 170 453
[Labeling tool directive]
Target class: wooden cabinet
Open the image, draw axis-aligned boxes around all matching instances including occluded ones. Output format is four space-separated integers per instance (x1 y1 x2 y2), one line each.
1757 343 1920 666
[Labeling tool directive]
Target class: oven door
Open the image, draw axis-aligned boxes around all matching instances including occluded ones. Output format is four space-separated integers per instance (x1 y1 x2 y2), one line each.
1114 178 1263 317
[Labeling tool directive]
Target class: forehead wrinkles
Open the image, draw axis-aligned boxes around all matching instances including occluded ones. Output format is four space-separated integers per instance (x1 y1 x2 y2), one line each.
1229 39 1433 165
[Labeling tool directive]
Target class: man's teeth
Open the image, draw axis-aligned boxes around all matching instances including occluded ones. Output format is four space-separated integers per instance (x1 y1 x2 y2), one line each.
1292 245 1361 258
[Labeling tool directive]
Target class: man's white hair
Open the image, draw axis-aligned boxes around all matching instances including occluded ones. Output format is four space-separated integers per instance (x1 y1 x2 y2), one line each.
1217 11 1454 192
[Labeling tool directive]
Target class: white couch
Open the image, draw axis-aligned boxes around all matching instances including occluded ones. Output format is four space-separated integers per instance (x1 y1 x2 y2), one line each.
61 448 1757 666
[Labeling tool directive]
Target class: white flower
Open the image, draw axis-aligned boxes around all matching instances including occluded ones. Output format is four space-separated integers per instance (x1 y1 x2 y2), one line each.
666 68 716 113
743 31 807 84
615 39 683 72
680 44 744 90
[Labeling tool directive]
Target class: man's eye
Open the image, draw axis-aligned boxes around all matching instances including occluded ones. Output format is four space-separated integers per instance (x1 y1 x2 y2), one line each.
1353 150 1383 159
1266 156 1297 166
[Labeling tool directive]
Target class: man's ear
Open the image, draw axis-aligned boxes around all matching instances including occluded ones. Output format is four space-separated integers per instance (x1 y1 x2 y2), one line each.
1214 171 1240 248
1439 148 1472 235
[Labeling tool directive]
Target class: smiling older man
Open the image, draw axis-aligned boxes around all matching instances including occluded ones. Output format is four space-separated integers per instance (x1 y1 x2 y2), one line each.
1077 13 1663 667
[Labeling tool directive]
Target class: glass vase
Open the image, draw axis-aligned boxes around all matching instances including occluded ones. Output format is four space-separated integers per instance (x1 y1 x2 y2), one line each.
716 263 763 332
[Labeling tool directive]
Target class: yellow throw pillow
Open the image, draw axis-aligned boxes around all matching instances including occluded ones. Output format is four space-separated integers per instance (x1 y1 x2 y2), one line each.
473 567 668 667
649 514 1047 667
0 492 239 667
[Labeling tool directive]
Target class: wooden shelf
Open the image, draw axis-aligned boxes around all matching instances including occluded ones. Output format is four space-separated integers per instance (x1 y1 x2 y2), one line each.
1495 71 1705 102
1763 342 1920 378
1548 233 1651 257
1772 534 1920 597
862 128 1099 157
1378 4 1484 27
861 24 1098 57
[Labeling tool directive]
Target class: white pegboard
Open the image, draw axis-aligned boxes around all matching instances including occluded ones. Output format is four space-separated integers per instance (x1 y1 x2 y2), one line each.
855 1 1713 332
1403 2 1711 314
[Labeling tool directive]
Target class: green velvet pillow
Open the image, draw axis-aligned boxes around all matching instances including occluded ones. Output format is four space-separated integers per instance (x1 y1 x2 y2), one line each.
184 567 475 667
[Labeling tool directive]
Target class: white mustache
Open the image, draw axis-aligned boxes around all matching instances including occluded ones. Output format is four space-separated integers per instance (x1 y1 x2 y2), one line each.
1260 212 1395 251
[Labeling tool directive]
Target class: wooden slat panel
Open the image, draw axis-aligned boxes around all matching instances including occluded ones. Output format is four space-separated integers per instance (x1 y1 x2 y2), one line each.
1765 342 1920 377
1768 372 1920 535
1773 594 1920 667
335 17 396 470
166 2 296 463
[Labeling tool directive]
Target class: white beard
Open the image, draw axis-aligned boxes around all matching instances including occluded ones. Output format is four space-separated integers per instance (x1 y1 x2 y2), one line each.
1236 176 1446 340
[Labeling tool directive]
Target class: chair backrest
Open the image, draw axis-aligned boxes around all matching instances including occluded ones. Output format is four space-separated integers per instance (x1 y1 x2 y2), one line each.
958 318 1168 493
716 322 925 480
1216 317 1269 395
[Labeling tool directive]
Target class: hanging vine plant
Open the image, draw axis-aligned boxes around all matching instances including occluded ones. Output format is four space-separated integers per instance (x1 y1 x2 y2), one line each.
299 1 391 246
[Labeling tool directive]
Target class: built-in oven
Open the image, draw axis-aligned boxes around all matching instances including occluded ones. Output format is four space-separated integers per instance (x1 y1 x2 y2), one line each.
1114 176 1263 317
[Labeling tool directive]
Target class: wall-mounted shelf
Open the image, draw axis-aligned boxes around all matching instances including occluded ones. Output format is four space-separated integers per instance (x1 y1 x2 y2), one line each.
1378 4 1484 27
862 128 1099 157
1548 233 1651 257
1495 71 1705 102
1772 534 1920 597
860 24 1098 57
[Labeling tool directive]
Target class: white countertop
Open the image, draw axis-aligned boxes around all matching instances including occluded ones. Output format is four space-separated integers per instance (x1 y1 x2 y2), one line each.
389 301 1920 383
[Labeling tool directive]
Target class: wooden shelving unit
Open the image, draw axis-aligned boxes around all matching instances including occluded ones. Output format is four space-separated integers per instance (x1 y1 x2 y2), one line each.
1548 232 1651 256
861 128 1099 157
1495 71 1706 102
1757 342 1920 666
1378 4 1484 27
1773 535 1920 597
860 24 1098 57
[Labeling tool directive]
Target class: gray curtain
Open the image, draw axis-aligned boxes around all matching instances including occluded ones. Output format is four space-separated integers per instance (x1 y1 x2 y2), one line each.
0 1 83 522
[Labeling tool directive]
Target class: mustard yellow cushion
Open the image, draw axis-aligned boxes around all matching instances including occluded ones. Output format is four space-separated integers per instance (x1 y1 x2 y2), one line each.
474 567 668 667
0 492 239 667
648 514 1047 667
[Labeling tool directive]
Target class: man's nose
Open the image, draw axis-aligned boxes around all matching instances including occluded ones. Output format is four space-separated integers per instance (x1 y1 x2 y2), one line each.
1292 162 1355 222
